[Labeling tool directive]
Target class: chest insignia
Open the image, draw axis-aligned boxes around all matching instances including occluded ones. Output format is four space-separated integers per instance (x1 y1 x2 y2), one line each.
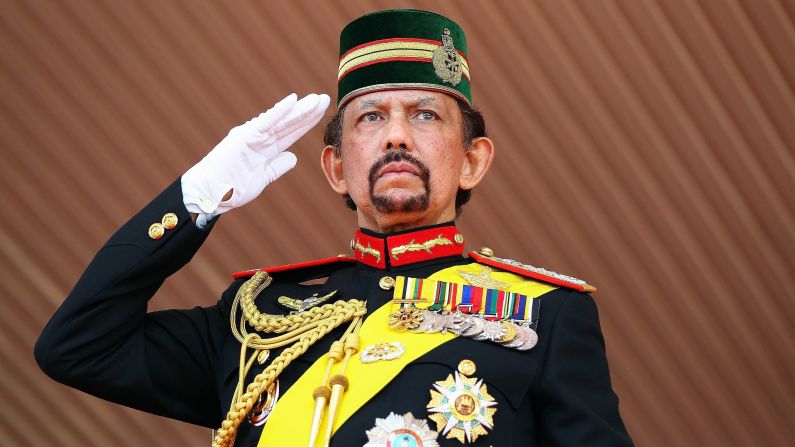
393 276 540 325
360 342 405 364
427 364 497 444
364 412 440 447
276 290 337 312
457 265 509 289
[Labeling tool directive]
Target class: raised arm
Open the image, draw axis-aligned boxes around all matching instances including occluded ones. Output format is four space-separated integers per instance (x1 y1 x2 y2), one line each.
34 93 330 427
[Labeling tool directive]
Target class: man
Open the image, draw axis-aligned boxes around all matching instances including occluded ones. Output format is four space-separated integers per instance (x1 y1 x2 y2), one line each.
35 9 633 447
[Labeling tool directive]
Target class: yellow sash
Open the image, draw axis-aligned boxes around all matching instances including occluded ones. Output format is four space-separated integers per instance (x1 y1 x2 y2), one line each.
258 263 556 446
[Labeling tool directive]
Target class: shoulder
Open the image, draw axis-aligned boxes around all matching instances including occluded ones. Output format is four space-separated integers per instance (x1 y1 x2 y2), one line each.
231 255 357 279
468 247 597 293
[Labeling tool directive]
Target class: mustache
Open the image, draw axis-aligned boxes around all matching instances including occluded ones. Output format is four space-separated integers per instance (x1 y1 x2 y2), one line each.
367 150 430 185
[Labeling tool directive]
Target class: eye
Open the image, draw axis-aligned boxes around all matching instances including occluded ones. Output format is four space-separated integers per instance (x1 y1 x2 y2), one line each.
416 110 437 121
359 112 382 122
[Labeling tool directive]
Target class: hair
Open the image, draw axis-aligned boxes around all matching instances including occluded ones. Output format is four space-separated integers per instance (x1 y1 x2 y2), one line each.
323 97 487 217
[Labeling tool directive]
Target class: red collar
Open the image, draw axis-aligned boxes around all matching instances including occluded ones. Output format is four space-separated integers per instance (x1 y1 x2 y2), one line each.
350 224 465 269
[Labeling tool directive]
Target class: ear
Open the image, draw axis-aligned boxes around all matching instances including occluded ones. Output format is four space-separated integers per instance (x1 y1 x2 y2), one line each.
321 145 348 195
459 136 495 190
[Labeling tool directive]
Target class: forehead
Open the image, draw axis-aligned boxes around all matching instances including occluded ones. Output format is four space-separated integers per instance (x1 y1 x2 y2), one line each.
345 89 458 111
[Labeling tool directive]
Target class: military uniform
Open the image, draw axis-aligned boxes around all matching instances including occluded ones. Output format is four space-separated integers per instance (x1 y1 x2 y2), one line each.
36 179 632 446
36 8 633 447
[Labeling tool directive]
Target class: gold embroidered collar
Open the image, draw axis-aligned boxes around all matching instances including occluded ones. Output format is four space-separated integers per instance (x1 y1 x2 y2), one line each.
350 224 465 269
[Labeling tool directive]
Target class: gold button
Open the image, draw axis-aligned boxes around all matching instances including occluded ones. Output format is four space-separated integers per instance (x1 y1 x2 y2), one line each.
478 247 494 257
162 212 178 230
350 239 356 250
454 233 465 245
148 223 165 240
458 359 477 376
379 276 395 290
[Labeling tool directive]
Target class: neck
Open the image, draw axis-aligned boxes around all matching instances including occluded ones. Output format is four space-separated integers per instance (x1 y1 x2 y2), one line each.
356 207 456 234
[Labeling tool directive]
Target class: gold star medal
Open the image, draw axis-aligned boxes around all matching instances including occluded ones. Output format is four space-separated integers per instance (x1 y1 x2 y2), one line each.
426 364 497 443
363 412 440 447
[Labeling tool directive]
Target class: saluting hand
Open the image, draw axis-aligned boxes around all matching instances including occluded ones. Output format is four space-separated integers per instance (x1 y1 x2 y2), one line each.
182 93 331 227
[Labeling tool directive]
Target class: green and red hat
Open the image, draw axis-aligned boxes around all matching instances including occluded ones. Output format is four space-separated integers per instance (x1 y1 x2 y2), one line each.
337 9 471 107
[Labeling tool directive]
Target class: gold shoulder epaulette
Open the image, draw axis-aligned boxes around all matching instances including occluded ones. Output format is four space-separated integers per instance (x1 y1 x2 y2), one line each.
469 247 597 293
231 255 356 279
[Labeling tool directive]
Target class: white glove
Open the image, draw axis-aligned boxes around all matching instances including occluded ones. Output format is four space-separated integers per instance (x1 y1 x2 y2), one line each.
182 93 330 228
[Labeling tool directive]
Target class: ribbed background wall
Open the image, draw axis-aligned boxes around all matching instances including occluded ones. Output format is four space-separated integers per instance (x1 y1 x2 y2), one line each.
1 0 793 445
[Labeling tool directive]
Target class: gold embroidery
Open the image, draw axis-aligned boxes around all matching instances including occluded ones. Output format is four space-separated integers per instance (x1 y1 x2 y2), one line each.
432 28 463 86
457 265 510 289
391 234 453 260
353 239 381 264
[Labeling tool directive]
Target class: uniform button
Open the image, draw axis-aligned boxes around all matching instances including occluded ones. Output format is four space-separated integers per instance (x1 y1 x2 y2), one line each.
199 198 216 213
454 233 465 245
478 247 494 257
148 223 165 240
161 212 178 230
379 276 395 290
457 359 477 376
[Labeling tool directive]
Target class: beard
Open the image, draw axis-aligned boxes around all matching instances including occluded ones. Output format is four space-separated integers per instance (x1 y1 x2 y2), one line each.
368 150 431 213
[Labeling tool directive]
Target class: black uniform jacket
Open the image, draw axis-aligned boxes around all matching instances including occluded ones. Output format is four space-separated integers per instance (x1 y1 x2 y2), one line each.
35 179 633 446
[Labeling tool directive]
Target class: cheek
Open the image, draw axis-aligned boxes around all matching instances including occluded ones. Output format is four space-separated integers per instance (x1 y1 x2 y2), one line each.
341 145 378 193
426 142 465 188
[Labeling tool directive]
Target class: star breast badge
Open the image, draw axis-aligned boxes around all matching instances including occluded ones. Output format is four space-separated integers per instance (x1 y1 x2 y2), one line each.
426 371 497 443
364 412 440 447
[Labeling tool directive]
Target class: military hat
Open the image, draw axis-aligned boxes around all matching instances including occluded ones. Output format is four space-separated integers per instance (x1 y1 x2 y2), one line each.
337 9 471 107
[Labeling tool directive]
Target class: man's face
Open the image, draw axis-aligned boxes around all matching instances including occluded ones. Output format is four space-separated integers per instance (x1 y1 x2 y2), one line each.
337 90 467 231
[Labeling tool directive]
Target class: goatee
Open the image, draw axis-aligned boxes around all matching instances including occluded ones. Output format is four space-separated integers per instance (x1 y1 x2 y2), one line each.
368 150 431 213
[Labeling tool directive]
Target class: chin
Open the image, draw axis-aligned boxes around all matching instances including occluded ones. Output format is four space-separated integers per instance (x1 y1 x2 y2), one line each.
372 191 430 214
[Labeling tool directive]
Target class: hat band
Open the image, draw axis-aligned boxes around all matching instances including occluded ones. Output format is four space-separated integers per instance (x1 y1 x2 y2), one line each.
338 37 470 81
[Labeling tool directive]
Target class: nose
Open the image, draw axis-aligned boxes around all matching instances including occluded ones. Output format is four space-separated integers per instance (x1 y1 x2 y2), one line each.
382 115 413 152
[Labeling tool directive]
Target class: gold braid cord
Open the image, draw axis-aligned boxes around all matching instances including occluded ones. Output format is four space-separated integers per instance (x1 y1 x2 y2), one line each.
212 271 366 447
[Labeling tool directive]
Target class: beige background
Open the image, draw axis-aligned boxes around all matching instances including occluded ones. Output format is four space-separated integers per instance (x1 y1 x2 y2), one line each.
1 0 794 445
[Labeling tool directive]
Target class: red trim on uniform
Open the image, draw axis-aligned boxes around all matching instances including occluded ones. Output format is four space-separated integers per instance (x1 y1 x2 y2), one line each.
352 230 387 269
232 256 356 279
387 226 465 267
469 251 594 293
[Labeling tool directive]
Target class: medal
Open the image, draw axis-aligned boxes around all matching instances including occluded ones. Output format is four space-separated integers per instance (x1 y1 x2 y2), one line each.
393 276 540 327
426 362 496 444
360 342 405 363
363 412 440 447
388 306 537 351
388 307 424 331
247 380 279 426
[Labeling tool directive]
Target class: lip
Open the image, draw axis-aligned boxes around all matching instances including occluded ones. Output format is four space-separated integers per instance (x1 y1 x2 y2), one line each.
376 162 420 179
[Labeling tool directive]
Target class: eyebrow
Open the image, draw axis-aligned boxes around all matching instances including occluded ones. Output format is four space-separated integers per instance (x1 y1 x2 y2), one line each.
357 96 438 110
413 96 437 107
358 99 382 110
